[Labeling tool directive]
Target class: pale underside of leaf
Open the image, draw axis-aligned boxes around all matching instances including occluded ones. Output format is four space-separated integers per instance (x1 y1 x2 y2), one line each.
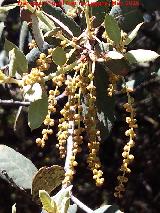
124 22 144 45
0 3 18 13
0 145 37 189
125 49 160 64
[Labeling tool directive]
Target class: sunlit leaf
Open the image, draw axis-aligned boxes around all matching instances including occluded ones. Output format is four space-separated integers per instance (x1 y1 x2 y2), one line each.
28 95 48 131
109 3 143 32
39 190 56 212
42 4 81 37
5 39 28 76
107 51 124 60
105 14 121 45
125 49 160 64
0 3 17 13
52 47 67 66
23 83 43 102
0 145 37 189
124 22 144 45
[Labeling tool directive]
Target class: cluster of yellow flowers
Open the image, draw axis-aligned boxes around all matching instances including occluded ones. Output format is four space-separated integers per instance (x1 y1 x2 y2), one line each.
107 72 120 96
60 71 83 186
22 49 53 86
23 67 45 85
84 63 104 186
114 87 138 198
28 39 37 49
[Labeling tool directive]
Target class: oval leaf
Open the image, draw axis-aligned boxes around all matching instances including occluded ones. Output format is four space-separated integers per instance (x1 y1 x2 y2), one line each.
109 4 143 32
125 49 160 64
5 39 28 76
105 14 121 45
42 4 81 37
28 95 48 131
90 0 110 27
9 48 28 76
52 47 67 66
32 165 65 203
0 145 37 189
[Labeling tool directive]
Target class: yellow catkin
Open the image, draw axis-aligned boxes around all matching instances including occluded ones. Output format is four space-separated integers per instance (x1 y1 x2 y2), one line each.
36 88 58 148
84 62 104 186
114 87 138 198
107 72 120 96
61 71 84 186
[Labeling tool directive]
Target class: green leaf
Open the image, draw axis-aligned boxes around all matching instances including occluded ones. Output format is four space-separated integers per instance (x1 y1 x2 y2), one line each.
109 2 143 32
42 4 81 37
44 28 61 38
32 165 65 204
5 39 28 76
28 95 48 131
125 49 160 64
52 47 67 66
124 22 144 45
90 0 110 27
4 38 17 52
36 10 56 30
0 145 37 189
105 58 129 76
94 63 116 140
39 190 56 212
0 3 18 13
105 14 121 46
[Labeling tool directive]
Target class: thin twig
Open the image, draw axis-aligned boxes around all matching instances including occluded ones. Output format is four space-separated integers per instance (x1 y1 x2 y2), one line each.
71 195 94 213
0 99 30 106
0 92 67 107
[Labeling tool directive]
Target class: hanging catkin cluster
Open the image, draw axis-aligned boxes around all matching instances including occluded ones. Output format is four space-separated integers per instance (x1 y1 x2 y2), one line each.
114 87 138 198
36 58 104 187
84 62 104 186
